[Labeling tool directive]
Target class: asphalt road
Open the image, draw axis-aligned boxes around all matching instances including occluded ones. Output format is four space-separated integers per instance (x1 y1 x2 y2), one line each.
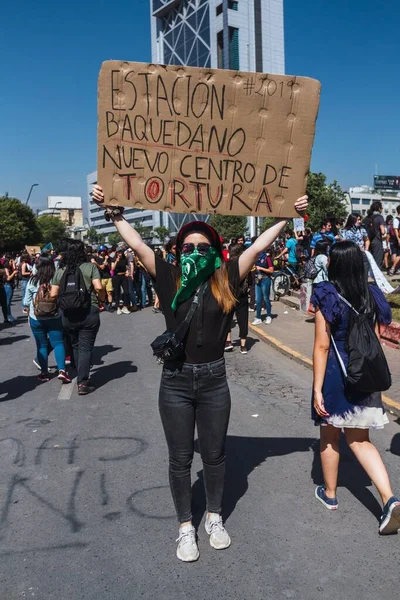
0 301 399 600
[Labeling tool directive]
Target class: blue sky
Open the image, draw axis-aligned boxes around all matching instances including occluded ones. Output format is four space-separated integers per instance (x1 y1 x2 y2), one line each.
1 0 399 210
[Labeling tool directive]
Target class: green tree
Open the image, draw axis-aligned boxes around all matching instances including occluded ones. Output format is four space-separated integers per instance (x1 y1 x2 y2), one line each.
37 215 67 247
0 196 42 250
152 226 170 244
306 172 347 232
208 215 248 242
134 223 153 240
107 232 122 246
87 227 106 244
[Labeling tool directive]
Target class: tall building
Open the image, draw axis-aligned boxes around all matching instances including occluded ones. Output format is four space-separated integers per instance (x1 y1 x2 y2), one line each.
150 0 285 74
88 1 285 240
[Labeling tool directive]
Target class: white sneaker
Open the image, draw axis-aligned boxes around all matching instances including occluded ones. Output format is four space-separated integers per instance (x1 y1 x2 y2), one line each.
121 307 130 315
252 318 262 325
265 316 272 324
117 307 122 315
205 514 231 550
249 307 255 312
176 524 199 562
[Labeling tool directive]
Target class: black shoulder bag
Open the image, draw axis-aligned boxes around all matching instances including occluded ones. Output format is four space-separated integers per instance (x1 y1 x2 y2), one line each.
151 283 207 361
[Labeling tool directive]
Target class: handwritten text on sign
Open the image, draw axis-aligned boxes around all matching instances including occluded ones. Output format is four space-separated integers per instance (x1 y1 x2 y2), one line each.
97 62 320 217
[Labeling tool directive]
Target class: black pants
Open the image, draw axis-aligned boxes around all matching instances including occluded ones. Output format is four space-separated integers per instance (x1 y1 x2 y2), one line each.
159 357 231 523
235 295 249 339
0 287 7 321
112 274 129 306
370 239 384 269
62 306 100 383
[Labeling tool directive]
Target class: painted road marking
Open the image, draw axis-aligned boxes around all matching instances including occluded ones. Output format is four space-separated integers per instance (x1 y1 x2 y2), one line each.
58 378 76 401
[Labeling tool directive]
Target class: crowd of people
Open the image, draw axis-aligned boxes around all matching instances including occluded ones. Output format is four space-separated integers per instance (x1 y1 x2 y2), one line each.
1 194 400 558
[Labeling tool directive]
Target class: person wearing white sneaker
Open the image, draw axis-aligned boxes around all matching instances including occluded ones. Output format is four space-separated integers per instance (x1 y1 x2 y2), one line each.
254 250 274 325
176 524 199 562
205 513 231 549
91 183 308 561
265 316 272 324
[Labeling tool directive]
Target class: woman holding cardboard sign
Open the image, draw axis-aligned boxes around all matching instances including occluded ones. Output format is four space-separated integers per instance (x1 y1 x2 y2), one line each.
92 184 308 562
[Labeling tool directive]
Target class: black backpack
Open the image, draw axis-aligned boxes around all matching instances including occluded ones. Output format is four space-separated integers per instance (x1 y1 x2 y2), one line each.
331 294 391 394
58 266 91 314
364 215 379 242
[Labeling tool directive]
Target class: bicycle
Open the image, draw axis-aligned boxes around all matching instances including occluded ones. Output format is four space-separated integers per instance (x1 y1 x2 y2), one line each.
272 259 301 298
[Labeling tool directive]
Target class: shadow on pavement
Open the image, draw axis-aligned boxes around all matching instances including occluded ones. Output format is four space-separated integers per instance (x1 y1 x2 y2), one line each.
0 375 43 402
92 344 122 366
89 361 138 390
192 436 316 528
311 437 382 520
0 334 30 346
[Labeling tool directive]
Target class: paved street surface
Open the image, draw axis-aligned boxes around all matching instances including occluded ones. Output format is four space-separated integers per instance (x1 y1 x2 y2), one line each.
250 300 400 408
1 299 400 600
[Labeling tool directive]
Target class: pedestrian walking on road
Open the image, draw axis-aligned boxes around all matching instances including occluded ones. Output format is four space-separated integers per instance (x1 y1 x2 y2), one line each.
24 256 71 384
112 247 130 315
51 239 105 395
312 241 400 534
3 254 18 322
91 183 308 562
252 246 274 326
225 244 249 354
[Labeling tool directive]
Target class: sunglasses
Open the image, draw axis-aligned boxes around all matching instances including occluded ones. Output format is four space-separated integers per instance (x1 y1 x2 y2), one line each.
181 242 211 256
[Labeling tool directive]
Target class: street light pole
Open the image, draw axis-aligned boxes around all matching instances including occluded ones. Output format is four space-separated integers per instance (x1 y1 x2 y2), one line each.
26 183 39 205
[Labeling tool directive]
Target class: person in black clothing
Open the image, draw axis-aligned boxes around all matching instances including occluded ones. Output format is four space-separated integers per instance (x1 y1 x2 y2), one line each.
112 248 130 315
365 201 385 268
92 245 113 310
225 244 249 354
91 183 308 562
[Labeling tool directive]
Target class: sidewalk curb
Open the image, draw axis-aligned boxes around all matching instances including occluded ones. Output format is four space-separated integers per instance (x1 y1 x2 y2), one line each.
249 323 400 419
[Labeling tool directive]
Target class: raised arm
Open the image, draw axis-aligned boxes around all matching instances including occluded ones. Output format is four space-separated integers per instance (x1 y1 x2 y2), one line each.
238 195 308 280
91 185 156 277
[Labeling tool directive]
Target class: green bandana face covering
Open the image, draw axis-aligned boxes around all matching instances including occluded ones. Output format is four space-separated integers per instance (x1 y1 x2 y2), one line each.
171 247 221 310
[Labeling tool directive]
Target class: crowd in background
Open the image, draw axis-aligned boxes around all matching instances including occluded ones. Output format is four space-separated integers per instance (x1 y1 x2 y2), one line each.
1 201 399 390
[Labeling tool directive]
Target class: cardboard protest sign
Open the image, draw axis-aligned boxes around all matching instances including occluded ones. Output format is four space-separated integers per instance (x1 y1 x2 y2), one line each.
98 61 320 217
293 218 305 232
25 245 41 255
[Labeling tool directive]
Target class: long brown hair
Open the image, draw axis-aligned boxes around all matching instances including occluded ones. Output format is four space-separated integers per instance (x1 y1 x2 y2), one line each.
176 261 237 313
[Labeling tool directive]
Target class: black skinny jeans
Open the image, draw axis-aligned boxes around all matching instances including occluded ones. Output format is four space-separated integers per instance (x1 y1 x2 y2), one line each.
235 294 249 339
112 274 129 306
62 306 100 383
0 287 7 321
159 357 231 523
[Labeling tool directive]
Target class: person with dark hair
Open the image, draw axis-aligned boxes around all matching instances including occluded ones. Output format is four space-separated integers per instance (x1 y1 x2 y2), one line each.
343 214 369 250
92 245 114 311
276 229 298 272
51 239 105 395
92 183 308 562
364 201 385 268
20 252 33 312
252 241 274 326
3 254 18 322
389 206 400 275
165 238 177 265
225 243 249 354
24 256 71 383
310 220 335 256
235 235 245 246
112 247 131 315
0 266 8 323
311 241 400 533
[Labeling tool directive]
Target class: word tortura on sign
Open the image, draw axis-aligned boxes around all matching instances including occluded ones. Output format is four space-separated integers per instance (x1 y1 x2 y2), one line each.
102 69 292 212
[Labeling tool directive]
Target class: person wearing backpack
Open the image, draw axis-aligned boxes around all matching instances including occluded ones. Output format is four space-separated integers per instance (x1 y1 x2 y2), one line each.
389 206 400 275
311 241 400 534
364 201 385 268
51 239 105 395
24 256 71 383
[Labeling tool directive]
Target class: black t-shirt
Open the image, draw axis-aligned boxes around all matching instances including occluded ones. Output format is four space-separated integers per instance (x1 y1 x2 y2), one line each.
154 255 240 364
114 257 128 274
372 213 385 241
93 256 111 279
